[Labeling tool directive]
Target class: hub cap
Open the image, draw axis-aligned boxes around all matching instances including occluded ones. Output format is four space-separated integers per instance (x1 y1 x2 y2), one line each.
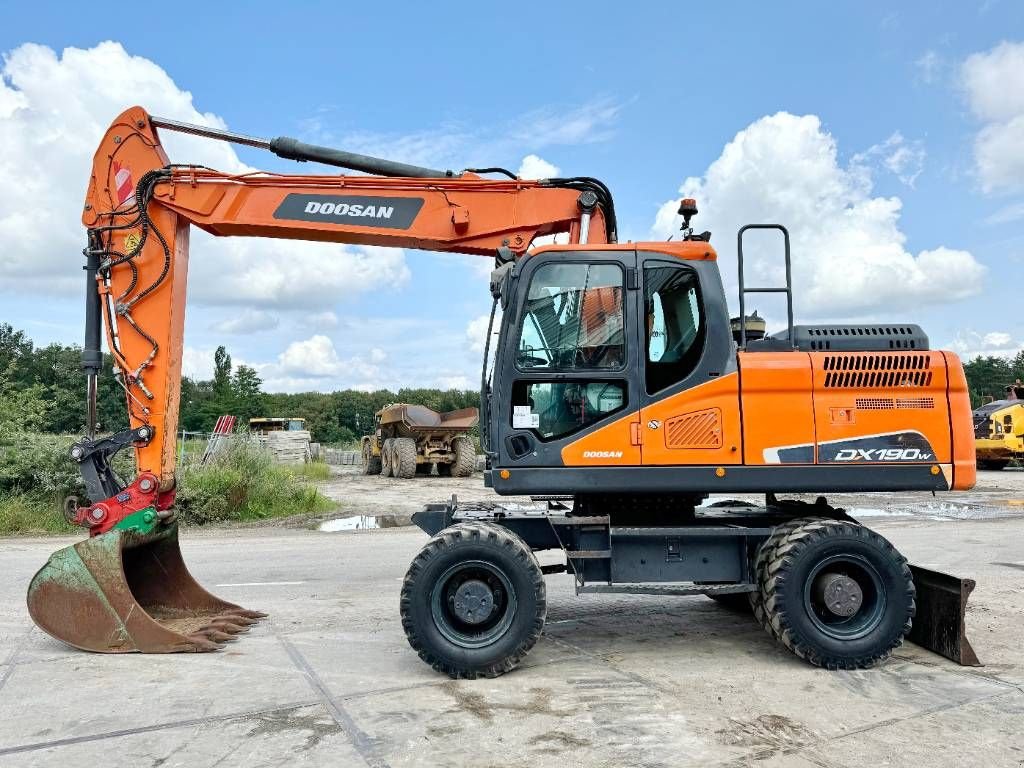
804 554 885 640
430 560 517 649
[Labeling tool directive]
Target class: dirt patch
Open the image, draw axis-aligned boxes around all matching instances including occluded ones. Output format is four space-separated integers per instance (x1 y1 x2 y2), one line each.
716 714 814 750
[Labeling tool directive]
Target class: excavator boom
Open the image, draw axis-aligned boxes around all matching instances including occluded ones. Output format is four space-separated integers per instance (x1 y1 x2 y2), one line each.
27 106 613 653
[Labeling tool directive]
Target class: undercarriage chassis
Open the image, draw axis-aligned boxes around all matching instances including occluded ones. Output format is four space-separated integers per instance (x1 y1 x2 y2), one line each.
405 496 979 677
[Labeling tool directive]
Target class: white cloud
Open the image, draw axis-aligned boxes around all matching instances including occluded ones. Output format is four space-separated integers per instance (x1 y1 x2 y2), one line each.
466 312 499 355
210 309 279 335
961 41 1024 193
652 112 985 319
851 131 926 187
517 154 560 180
190 236 410 310
181 346 218 380
278 335 346 377
915 50 944 84
0 41 409 308
303 98 620 173
985 201 1024 225
303 311 340 330
949 329 1023 359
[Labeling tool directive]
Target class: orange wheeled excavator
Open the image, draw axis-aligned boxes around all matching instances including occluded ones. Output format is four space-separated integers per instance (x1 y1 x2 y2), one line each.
27 107 980 674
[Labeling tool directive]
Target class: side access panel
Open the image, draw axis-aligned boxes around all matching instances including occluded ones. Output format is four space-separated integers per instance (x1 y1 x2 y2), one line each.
810 351 952 467
739 351 816 465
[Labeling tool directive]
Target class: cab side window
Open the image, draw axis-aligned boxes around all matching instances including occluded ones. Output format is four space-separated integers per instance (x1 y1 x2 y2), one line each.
645 265 705 394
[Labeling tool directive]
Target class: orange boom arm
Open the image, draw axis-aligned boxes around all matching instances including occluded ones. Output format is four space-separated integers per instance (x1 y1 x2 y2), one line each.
79 106 610 523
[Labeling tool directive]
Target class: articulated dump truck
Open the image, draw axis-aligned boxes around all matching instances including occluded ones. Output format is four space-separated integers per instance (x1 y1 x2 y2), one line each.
362 404 479 478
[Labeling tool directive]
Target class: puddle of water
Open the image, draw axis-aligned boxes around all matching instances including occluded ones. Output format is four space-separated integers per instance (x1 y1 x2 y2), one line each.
319 515 380 532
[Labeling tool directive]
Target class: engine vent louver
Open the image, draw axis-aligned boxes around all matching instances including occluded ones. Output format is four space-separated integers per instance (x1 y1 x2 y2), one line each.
664 408 722 449
855 396 936 410
823 354 933 389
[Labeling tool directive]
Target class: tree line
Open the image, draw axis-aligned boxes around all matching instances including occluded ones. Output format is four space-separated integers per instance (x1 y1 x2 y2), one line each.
1 324 478 444
2 323 1021 443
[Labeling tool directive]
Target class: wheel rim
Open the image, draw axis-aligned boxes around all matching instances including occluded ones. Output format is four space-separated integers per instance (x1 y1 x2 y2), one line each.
803 554 886 640
430 559 517 648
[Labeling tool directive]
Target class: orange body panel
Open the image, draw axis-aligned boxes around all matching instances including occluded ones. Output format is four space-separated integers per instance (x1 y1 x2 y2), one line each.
559 410 642 466
531 240 717 261
738 352 816 464
639 374 742 465
944 352 977 490
809 351 951 463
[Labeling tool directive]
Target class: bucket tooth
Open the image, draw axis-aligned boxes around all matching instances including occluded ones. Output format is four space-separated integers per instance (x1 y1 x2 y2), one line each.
206 621 251 634
185 635 226 652
26 521 268 654
233 609 269 619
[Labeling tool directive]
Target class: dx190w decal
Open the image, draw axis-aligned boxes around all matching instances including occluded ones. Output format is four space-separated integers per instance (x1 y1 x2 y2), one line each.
819 431 935 463
764 431 936 464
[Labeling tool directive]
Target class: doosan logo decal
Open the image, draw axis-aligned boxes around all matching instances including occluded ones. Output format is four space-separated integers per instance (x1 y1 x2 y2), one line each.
273 194 424 230
582 451 623 459
304 201 395 219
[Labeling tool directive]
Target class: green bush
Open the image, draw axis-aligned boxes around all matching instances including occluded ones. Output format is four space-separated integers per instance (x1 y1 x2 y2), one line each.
0 431 135 498
175 439 334 525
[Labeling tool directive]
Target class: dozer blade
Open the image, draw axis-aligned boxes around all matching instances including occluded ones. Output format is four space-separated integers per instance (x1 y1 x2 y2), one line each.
907 565 981 666
26 519 266 653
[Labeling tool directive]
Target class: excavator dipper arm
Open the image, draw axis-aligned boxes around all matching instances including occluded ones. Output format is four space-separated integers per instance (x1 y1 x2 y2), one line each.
27 106 613 653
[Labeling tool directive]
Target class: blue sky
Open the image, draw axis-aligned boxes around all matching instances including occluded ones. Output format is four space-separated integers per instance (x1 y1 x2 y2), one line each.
1 1 1022 392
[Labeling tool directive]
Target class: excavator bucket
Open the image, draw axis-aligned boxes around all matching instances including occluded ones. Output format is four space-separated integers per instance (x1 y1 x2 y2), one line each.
27 517 265 653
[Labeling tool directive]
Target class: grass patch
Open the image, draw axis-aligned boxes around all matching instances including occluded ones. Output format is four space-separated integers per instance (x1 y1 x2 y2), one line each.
288 460 331 481
0 434 335 535
0 492 75 536
176 440 336 525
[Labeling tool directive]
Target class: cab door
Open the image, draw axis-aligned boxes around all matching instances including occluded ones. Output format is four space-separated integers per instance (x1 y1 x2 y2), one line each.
637 254 742 465
494 246 643 468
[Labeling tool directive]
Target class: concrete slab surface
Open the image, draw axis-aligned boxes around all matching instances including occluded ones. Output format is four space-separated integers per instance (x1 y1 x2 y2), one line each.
2 507 1023 766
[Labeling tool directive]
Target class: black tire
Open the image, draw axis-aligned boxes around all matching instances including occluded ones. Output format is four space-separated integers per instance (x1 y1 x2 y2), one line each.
394 437 418 479
400 522 546 678
753 517 915 669
381 438 394 477
361 440 382 475
978 459 1009 471
450 436 476 477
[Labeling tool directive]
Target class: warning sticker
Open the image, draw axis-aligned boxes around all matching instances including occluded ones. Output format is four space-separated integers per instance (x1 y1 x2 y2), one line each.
113 161 134 206
124 232 141 253
512 405 540 429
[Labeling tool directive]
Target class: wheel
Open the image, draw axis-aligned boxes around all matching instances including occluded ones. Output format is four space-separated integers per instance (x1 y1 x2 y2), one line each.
362 440 382 475
752 517 915 669
400 522 546 678
978 459 1009 471
450 436 476 477
394 437 418 479
380 438 394 477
